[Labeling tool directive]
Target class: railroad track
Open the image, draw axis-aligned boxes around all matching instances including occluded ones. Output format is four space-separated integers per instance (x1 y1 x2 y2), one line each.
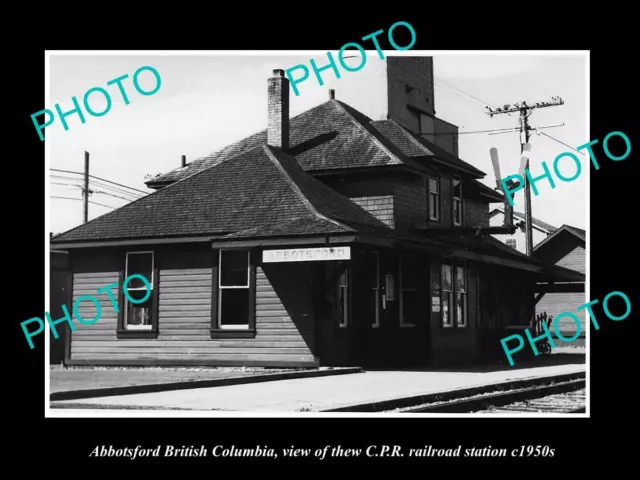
401 378 585 414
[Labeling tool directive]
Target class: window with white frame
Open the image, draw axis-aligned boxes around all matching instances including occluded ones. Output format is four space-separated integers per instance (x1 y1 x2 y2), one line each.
442 258 467 328
506 238 517 249
442 258 453 327
427 177 440 221
455 261 467 327
365 251 380 327
399 254 418 327
218 250 251 329
452 177 462 226
337 267 349 328
124 252 154 330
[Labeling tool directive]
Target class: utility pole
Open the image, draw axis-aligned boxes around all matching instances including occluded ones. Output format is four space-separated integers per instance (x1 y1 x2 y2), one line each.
521 110 534 256
486 97 564 256
83 151 90 223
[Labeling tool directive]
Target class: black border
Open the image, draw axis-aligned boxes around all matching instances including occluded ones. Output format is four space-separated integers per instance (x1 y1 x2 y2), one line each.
16 13 635 475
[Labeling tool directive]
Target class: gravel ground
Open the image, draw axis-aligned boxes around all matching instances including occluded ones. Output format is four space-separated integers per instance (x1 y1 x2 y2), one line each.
385 378 584 413
480 388 586 413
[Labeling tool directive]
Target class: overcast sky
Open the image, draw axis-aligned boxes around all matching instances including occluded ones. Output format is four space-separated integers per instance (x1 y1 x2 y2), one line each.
48 52 587 235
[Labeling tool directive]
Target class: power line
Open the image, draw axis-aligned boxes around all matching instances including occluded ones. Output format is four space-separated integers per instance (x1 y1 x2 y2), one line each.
50 174 142 200
435 78 500 110
51 181 83 189
89 180 143 199
92 190 139 202
50 176 141 201
431 127 520 136
539 131 585 156
88 174 149 195
51 196 115 209
50 168 149 195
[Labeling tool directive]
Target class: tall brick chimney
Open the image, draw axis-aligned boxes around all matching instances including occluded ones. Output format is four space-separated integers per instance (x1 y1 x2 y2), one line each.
267 69 289 150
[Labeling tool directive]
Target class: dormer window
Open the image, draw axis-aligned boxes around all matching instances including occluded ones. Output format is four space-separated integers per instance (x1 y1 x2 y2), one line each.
453 177 462 226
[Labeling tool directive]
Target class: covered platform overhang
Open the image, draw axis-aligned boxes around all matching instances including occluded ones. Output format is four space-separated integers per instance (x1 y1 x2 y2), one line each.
533 276 585 305
51 229 585 286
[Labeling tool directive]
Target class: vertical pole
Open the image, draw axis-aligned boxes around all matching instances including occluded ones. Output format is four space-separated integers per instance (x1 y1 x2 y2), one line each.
521 110 533 256
83 151 89 223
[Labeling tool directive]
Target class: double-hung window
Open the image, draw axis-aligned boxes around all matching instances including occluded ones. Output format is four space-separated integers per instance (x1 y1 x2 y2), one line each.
455 261 467 327
399 254 418 327
453 177 463 226
427 177 440 222
124 252 154 330
442 258 453 327
218 250 251 329
442 257 467 328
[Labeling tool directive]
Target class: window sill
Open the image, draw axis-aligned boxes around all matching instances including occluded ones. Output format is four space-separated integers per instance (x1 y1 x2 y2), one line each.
400 323 416 328
210 329 256 339
117 329 158 339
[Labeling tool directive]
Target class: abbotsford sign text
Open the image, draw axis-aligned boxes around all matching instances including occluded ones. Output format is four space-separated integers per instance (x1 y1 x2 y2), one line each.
262 247 351 263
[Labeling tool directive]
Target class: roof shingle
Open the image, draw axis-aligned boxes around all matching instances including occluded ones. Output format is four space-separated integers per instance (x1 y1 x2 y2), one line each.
371 119 486 177
51 144 390 244
146 100 438 189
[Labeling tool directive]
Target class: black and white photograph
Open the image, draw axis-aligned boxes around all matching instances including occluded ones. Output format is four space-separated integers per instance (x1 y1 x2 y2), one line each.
42 51 590 416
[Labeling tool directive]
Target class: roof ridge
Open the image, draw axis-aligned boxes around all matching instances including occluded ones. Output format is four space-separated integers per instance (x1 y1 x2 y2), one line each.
386 118 435 157
386 119 486 178
331 100 414 170
52 144 270 243
147 100 339 186
261 144 351 232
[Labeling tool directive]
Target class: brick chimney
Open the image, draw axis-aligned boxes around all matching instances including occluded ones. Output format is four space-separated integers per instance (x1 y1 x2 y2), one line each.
267 69 289 150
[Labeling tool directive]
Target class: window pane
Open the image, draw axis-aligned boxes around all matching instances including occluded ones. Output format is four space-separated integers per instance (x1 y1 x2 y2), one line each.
453 199 462 224
442 292 452 325
456 264 466 291
220 250 249 286
442 262 452 291
220 289 249 326
127 253 152 288
453 178 461 198
430 193 440 220
126 295 152 326
428 178 438 193
456 292 465 326
126 288 151 302
402 291 418 324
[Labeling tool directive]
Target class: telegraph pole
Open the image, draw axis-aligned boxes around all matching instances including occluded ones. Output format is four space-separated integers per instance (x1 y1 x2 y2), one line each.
521 109 534 256
83 151 90 223
486 97 564 256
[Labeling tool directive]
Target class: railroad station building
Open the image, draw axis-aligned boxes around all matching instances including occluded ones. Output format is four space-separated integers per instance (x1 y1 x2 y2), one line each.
50 58 584 368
